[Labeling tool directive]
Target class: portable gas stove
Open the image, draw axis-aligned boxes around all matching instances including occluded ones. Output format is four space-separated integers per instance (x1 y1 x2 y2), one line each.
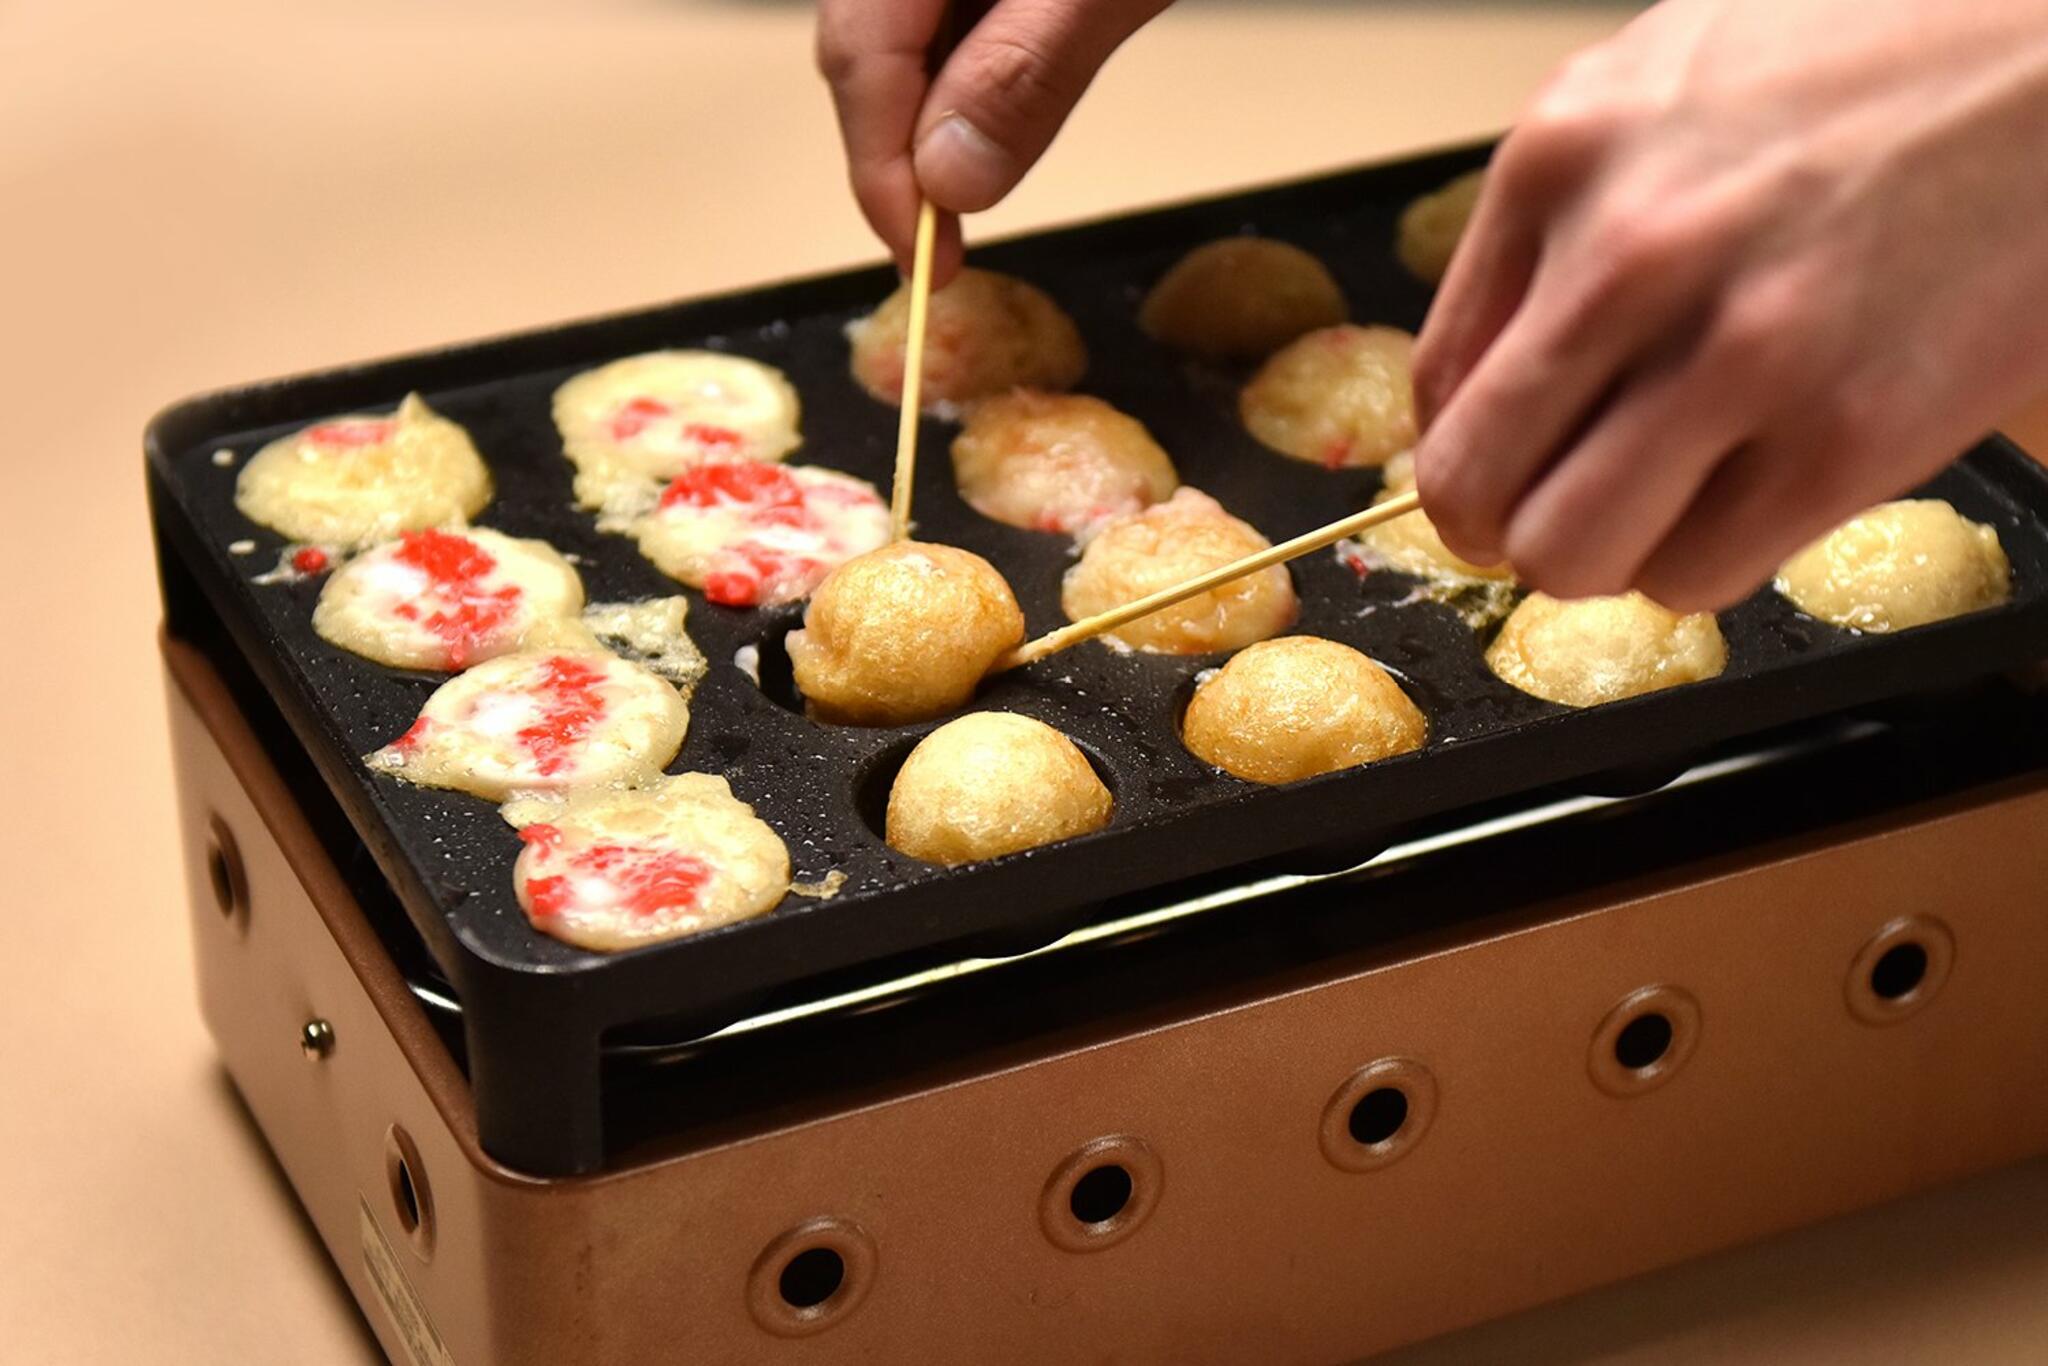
152 142 2048 1364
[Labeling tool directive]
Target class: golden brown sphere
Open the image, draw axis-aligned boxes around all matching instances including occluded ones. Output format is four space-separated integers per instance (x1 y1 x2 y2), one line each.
950 390 1179 535
1182 637 1426 785
1060 488 1299 654
1486 592 1727 708
1396 168 1487 284
1776 499 2011 633
848 268 1086 410
787 541 1025 726
885 712 1112 866
1240 324 1418 469
1139 237 1348 359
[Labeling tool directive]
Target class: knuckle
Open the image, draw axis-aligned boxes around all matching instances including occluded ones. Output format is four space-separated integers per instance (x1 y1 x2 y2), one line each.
954 32 1072 126
813 22 857 83
1409 342 1455 421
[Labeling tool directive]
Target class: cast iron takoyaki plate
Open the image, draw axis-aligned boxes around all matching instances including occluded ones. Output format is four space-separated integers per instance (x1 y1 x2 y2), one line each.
147 139 2048 1173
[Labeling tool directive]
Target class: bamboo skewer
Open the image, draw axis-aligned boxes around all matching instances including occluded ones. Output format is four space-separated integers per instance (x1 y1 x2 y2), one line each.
889 198 942 541
992 489 1424 673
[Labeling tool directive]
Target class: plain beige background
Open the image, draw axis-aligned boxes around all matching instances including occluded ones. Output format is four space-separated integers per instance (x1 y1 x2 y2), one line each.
3 2 2044 1362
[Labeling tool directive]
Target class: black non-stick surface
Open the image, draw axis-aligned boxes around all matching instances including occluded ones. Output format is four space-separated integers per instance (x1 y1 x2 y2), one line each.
150 141 2048 1033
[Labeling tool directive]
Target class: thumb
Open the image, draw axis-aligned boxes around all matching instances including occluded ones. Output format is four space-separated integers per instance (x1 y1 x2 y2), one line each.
913 0 1173 214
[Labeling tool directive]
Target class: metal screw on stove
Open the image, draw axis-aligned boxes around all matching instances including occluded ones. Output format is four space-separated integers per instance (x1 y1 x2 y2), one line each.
300 1019 336 1061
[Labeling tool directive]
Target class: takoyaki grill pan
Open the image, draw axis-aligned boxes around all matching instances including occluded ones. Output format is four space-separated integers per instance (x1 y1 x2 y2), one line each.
148 139 2048 1174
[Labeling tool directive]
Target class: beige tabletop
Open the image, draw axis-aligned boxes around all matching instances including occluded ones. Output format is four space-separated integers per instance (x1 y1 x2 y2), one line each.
3 2 2044 1361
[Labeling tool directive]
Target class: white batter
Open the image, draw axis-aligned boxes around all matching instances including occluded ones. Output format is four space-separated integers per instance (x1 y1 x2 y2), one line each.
1240 325 1419 470
235 394 492 546
552 350 803 518
1061 488 1299 654
511 773 790 952
631 459 890 607
1487 592 1727 708
313 527 585 671
365 649 688 802
949 391 1180 536
1776 499 2011 632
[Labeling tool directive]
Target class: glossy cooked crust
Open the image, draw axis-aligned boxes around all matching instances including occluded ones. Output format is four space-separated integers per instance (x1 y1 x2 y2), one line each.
313 527 586 671
1396 168 1487 284
1356 485 1513 582
1775 499 2011 632
950 391 1179 535
551 350 802 516
364 649 689 801
631 461 890 606
235 393 492 546
1138 237 1348 358
1061 487 1299 653
1181 636 1427 784
885 712 1112 865
848 268 1087 409
786 541 1026 726
512 773 790 952
1240 325 1418 469
1486 592 1728 708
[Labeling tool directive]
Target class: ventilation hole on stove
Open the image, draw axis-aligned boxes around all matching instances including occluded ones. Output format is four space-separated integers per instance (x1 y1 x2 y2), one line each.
382 1125 435 1260
207 845 233 913
204 816 247 929
747 1218 876 1337
777 1247 844 1309
1320 1058 1437 1172
1613 1013 1673 1070
1847 915 1954 1025
1870 942 1928 1000
1347 1086 1409 1146
394 1159 420 1231
1041 1135 1161 1252
1068 1164 1133 1225
1589 986 1700 1097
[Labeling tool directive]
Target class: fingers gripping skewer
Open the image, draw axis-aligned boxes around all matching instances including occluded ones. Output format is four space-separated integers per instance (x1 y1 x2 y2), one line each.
992 489 1424 672
890 198 941 541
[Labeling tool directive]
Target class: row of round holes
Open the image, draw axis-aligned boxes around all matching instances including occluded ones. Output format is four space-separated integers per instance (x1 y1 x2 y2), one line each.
218 811 1953 1314
743 912 1956 1337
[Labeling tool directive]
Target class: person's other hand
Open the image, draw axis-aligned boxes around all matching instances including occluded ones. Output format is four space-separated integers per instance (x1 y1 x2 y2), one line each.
1413 0 2048 609
817 0 1173 283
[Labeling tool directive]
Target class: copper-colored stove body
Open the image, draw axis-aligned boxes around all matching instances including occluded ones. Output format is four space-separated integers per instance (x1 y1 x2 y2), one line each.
168 634 2048 1365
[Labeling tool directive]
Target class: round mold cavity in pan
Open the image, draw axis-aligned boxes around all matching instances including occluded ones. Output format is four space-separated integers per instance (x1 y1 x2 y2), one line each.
742 603 1019 731
852 718 1126 960
1164 650 1435 877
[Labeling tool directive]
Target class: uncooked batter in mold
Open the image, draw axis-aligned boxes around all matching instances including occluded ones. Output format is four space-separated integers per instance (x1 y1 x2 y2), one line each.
235 394 492 546
512 773 790 952
632 459 891 607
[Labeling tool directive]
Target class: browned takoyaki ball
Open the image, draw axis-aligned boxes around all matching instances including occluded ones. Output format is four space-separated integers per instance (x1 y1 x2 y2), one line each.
786 541 1026 726
1139 237 1348 359
950 391 1179 536
1060 488 1299 654
848 268 1086 411
1486 592 1727 708
885 712 1112 866
1396 168 1487 284
1182 636 1426 785
1240 324 1418 469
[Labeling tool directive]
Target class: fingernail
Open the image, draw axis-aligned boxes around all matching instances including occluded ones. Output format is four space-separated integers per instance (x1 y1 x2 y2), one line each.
915 112 1014 212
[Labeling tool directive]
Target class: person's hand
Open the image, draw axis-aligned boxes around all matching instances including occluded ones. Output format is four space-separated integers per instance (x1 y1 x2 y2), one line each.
1413 0 2048 609
817 0 1173 283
